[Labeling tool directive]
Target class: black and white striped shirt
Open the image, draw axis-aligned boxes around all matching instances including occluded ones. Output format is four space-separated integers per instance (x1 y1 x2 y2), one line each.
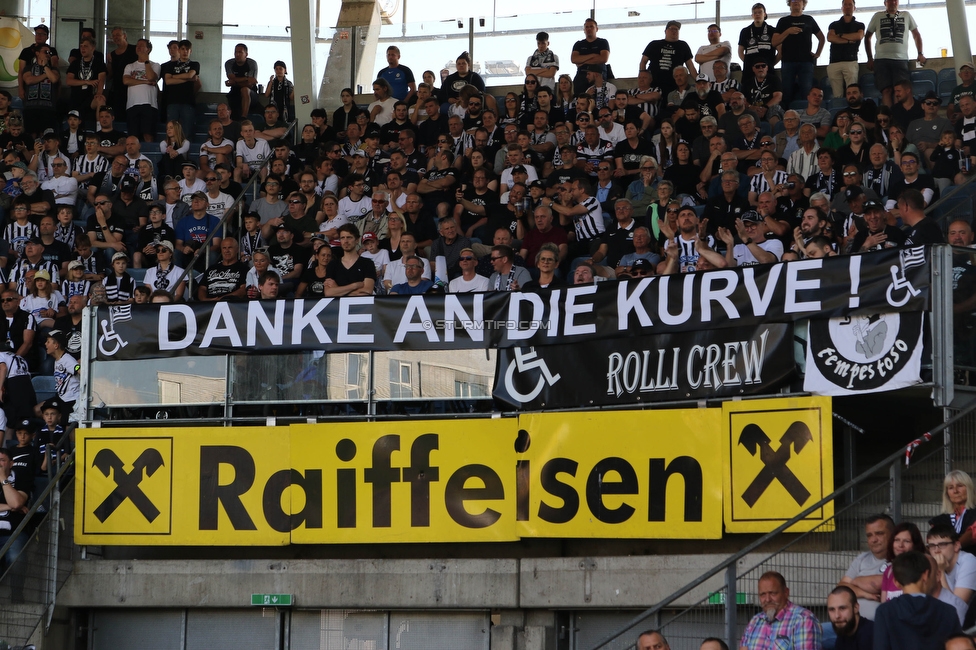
712 78 740 95
573 196 606 242
10 259 60 296
749 170 788 196
74 154 109 191
628 86 661 118
4 222 38 256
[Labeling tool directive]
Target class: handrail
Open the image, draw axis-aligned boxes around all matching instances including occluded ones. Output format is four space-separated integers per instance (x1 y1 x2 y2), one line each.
0 451 75 567
927 169 976 224
585 399 976 650
172 120 298 296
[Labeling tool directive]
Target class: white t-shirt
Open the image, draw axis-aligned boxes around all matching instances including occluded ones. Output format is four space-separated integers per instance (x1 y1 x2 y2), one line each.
946 550 976 594
732 239 783 266
338 195 372 220
696 41 733 79
236 139 271 171
123 60 161 108
361 248 390 274
449 274 490 293
143 264 186 294
178 178 207 203
368 97 397 126
200 138 233 170
206 191 234 217
384 257 431 287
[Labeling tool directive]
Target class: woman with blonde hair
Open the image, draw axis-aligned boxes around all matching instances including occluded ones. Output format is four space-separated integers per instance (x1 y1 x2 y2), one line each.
930 469 976 553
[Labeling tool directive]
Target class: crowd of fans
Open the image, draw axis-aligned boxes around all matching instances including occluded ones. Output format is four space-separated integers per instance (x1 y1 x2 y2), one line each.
0 6 968 451
636 472 976 650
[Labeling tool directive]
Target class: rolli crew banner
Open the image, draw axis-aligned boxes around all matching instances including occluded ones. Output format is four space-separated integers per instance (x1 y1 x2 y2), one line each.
94 248 930 361
493 324 795 410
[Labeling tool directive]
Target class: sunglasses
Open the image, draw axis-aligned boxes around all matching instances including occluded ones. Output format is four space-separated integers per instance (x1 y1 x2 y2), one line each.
490 256 504 261
525 80 537 85
289 199 304 204
1 298 16 302
666 208 680 213
459 256 476 261
843 171 858 177
205 177 218 181
95 200 110 206
850 130 864 135
924 101 940 106
760 141 774 146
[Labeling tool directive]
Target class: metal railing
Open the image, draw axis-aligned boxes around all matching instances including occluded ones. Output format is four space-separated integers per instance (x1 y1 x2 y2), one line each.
0 453 77 648
586 402 976 650
927 169 976 230
172 120 298 299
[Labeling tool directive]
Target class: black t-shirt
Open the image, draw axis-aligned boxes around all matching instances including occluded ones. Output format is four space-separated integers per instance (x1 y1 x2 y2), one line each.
602 226 637 268
403 212 439 244
459 188 498 233
903 217 945 246
745 75 782 108
267 243 302 278
738 22 778 72
0 466 33 530
136 223 177 265
163 59 200 105
888 175 937 204
828 17 865 62
201 261 249 298
847 100 879 126
486 204 520 239
0 131 32 151
108 45 138 95
66 56 108 109
327 255 377 287
97 128 126 151
112 196 149 231
573 38 610 77
641 39 693 90
299 267 329 297
850 225 906 251
41 239 72 267
546 166 587 188
614 139 655 176
775 14 822 62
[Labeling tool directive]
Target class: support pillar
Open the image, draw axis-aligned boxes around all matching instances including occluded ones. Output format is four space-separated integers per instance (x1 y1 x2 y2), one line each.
289 0 316 133
186 0 223 93
320 0 381 108
947 0 974 80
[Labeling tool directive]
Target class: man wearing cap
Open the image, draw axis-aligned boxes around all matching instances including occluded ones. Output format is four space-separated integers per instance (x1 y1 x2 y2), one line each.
65 37 107 125
177 161 206 204
9 237 59 295
641 21 697 101
571 19 610 95
695 24 732 81
198 238 248 302
41 157 78 206
850 200 905 252
389 255 434 295
30 130 71 182
135 202 176 268
718 210 783 266
175 191 222 268
17 23 59 94
865 0 925 107
112 175 148 256
689 74 726 121
744 59 784 126
265 224 304 296
908 92 953 161
949 63 976 123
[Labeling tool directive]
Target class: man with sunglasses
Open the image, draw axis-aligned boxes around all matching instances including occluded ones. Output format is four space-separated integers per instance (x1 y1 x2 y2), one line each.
908 91 952 162
743 60 783 126
830 164 879 213
203 171 232 218
718 210 782 266
447 247 489 293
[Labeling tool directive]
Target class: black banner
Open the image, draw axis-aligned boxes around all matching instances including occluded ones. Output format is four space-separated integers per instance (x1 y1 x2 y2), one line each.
493 324 795 409
94 248 930 361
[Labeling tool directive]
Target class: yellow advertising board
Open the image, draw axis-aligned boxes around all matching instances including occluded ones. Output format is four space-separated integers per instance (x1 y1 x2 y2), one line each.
723 397 834 533
515 411 724 539
75 398 833 545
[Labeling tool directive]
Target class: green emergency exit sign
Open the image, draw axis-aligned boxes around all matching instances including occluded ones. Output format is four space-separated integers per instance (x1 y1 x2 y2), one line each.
251 593 293 606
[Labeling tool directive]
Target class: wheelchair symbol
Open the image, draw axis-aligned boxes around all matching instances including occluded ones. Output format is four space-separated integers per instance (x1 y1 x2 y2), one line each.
97 319 129 357
503 347 561 404
886 264 921 308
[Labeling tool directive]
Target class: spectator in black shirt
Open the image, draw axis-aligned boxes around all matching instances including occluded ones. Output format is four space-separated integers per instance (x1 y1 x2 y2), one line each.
772 0 824 109
640 21 696 100
899 188 944 246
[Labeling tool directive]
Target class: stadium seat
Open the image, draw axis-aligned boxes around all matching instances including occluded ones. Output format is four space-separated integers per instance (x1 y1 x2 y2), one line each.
819 78 833 102
829 97 848 110
939 67 958 103
129 267 148 284
789 100 808 111
912 79 936 98
911 68 938 90
772 120 785 134
31 375 57 403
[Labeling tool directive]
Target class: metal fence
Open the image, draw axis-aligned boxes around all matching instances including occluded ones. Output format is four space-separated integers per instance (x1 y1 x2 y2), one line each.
586 402 976 650
0 458 77 649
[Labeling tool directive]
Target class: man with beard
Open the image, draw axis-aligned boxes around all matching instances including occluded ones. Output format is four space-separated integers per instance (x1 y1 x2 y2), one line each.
792 206 832 257
827 586 873 650
739 571 820 650
845 83 878 130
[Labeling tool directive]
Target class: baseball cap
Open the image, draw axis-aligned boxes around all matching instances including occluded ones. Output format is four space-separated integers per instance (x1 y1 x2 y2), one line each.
460 247 475 256
961 62 975 71
845 186 864 201
695 73 710 83
33 269 51 281
923 90 941 105
67 110 81 118
666 20 681 29
741 210 761 223
863 199 883 211
190 190 208 202
43 129 58 140
528 180 546 190
512 164 528 174
119 175 137 193
631 258 652 271
33 23 48 32
68 260 84 270
361 232 377 242
26 236 43 245
40 398 63 413
112 252 128 262
46 329 68 349
15 418 37 433
155 240 175 252
11 162 28 172
181 160 198 169
581 63 602 73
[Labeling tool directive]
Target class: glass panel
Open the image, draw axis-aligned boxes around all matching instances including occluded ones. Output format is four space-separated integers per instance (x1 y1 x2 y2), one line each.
952 245 976 385
231 350 368 403
91 357 226 407
290 610 388 650
373 349 494 400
